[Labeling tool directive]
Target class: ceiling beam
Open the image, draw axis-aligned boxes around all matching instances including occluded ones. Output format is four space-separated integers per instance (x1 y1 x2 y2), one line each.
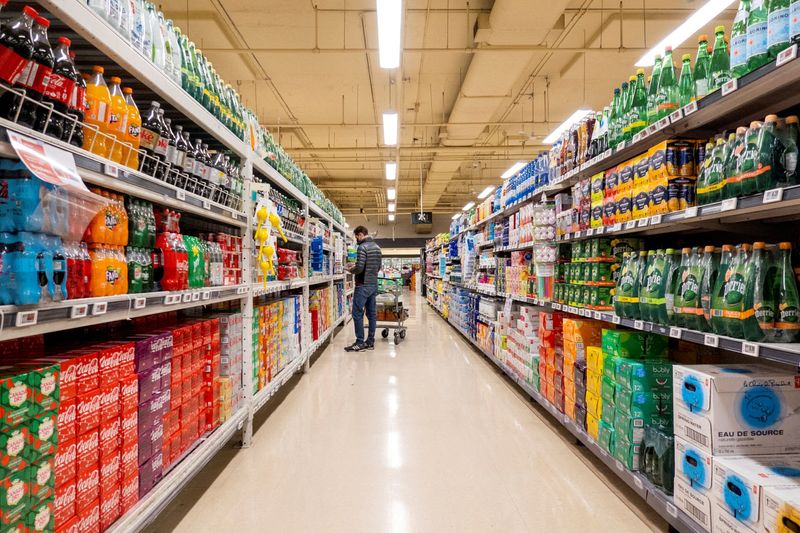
285 144 544 155
202 45 659 54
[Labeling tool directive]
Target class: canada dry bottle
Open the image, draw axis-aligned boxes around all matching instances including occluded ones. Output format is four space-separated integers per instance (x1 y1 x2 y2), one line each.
774 242 800 342
709 26 732 90
731 0 751 77
748 0 770 71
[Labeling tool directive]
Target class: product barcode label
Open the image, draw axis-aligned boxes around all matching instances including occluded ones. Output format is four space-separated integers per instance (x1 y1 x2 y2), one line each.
682 101 698 116
176 189 186 201
634 477 644 490
720 198 738 211
624 221 636 230
16 310 37 328
586 228 595 236
763 188 784 203
596 226 605 234
684 501 707 525
104 164 118 178
615 460 624 471
669 327 682 339
704 334 719 347
684 426 709 447
669 109 683 124
634 320 644 330
593 311 601 320
637 218 648 228
70 304 88 319
649 214 662 225
721 78 738 96
603 149 612 159
777 44 798 66
612 223 622 232
612 315 621 325
191 292 200 302
742 342 760 357
656 117 670 130
202 200 211 210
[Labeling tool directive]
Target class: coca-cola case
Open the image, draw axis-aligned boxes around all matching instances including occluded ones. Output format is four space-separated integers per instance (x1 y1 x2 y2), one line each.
98 417 120 453
119 442 137 482
97 384 120 423
98 451 119 499
75 498 98 533
53 477 75 528
57 399 76 444
119 475 138 515
98 483 120 530
118 374 138 414
74 463 98 514
53 439 75 488
75 388 101 436
75 430 97 477
55 513 79 533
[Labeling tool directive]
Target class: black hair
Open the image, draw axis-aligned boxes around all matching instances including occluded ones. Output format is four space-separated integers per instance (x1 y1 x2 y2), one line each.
354 225 369 236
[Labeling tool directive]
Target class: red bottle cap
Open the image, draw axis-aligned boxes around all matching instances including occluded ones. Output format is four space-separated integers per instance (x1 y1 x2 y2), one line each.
58 36 71 47
34 16 49 28
22 5 39 17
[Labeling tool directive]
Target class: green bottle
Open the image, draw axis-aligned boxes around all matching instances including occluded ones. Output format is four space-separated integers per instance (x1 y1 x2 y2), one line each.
747 242 773 341
704 138 728 204
664 248 682 326
647 55 662 124
694 34 712 98
782 115 799 186
724 128 748 199
645 250 673 325
615 252 642 319
768 0 791 58
609 87 621 148
740 121 764 195
710 245 735 335
629 69 648 137
696 141 715 205
678 54 695 107
710 26 732 91
774 242 800 342
717 244 750 338
758 114 784 192
748 0 770 71
675 248 705 330
185 40 203 101
656 47 679 119
731 0 752 78
639 250 657 321
195 49 212 111
621 76 636 142
700 245 721 332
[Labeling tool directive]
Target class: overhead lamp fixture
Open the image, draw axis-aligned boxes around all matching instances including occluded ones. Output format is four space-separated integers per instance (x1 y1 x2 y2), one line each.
386 187 396 200
388 203 396 212
388 213 396 221
462 202 475 211
451 213 461 220
477 186 495 199
376 0 402 69
383 112 398 145
501 162 527 180
345 222 349 228
385 161 397 180
543 109 593 144
635 0 736 67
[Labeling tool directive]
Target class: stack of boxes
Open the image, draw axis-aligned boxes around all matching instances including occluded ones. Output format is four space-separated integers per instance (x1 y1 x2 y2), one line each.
673 363 800 532
504 251 534 299
503 306 540 388
217 314 244 422
562 318 603 428
585 345 604 440
596 330 671 472
201 319 222 433
537 311 564 410
252 297 302 393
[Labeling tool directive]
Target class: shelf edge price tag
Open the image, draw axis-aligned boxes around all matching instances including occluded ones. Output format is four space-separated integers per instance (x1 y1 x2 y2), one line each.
586 228 595 236
682 101 698 116
634 320 644 330
721 78 738 96
92 302 107 316
656 117 670 131
704 334 719 347
15 310 37 328
777 44 798 67
742 342 760 357
669 327 682 339
684 206 699 218
720 198 738 212
763 188 784 204
634 477 644 490
182 293 192 303
624 220 636 230
636 218 649 228
612 315 621 325
612 223 622 232
202 200 211 210
669 109 683 124
133 297 146 310
103 164 119 178
176 189 186 201
592 311 601 320
649 214 662 226
70 304 88 319
191 292 200 302
666 503 678 518
615 460 624 472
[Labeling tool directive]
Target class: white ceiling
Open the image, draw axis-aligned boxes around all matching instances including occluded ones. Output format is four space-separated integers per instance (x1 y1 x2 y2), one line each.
161 0 735 220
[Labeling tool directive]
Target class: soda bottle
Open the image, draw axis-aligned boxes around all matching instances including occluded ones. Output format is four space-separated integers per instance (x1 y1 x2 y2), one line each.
628 69 648 137
769 0 791 58
177 28 195 93
710 26 732 91
757 114 784 192
127 246 142 294
161 116 178 184
107 76 129 165
772 242 800 341
0 6 37 124
122 87 141 170
739 121 763 195
201 143 214 198
724 128 747 198
622 76 636 142
646 54 661 125
703 137 728 204
745 242 772 341
40 37 77 142
181 130 196 189
782 115 799 186
19 16 55 135
674 248 701 329
638 250 657 321
694 35 711 99
732 0 751 77
84 66 112 158
139 101 164 177
748 0 770 71
609 87 621 147
655 46 679 119
700 245 721 332
210 150 227 203
172 124 188 188
64 50 85 148
190 136 206 194
677 54 695 108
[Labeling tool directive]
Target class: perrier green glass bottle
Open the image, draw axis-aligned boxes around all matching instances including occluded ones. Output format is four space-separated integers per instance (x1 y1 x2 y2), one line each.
646 54 662 125
656 46 678 119
609 87 621 148
622 76 637 143
694 34 712 98
709 26 732 91
774 242 800 342
629 69 648 137
678 54 695 107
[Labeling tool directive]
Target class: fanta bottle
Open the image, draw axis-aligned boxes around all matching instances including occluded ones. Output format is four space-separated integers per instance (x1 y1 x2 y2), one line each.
84 66 112 158
107 76 129 165
89 244 108 296
116 194 129 246
123 87 141 170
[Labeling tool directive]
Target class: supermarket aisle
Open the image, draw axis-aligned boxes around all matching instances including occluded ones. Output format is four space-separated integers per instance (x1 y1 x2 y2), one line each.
154 291 666 533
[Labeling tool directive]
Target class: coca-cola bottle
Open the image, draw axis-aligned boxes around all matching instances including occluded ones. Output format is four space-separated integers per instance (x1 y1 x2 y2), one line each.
20 16 56 135
139 101 164 177
63 48 84 147
0 5 37 125
172 124 188 189
40 36 76 141
154 108 171 180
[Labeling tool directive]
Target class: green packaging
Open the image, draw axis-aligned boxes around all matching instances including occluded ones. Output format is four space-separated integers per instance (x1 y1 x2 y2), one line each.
611 238 643 261
613 409 672 443
0 469 29 526
603 354 620 381
612 434 641 470
589 287 613 309
15 364 59 416
615 387 673 419
28 457 54 506
591 262 615 284
25 496 53 532
0 371 31 429
601 329 669 359
601 375 617 404
0 426 28 479
25 414 57 461
601 400 616 425
597 420 615 453
614 359 672 391
590 238 614 260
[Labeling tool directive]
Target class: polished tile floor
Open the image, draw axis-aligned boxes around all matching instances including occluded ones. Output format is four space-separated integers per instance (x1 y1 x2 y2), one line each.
150 290 666 532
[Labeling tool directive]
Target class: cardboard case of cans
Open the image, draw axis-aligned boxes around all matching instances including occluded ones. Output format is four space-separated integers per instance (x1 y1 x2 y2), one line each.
252 297 302 393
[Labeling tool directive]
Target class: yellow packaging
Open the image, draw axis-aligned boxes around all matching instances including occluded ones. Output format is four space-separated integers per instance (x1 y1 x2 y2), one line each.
590 172 605 204
587 412 600 440
615 188 632 223
631 182 650 220
586 369 603 395
618 158 636 194
586 389 603 418
587 346 604 372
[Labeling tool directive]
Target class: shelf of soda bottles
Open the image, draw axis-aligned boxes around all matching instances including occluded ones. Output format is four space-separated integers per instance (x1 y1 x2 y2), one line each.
543 44 800 197
104 406 249 533
433 299 705 533
0 283 248 341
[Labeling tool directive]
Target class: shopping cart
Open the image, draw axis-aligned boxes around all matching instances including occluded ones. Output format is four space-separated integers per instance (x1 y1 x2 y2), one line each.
374 277 408 344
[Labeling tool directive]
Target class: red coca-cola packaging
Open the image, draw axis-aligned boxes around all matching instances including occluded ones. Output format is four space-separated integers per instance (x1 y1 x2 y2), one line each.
97 384 119 423
95 346 118 389
57 400 76 444
110 342 135 376
119 442 137 482
28 454 55 505
191 369 202 394
118 374 138 414
76 498 98 533
98 417 120 452
168 433 181 464
53 478 76 528
75 465 98 513
119 410 137 448
119 475 138 515
71 352 98 396
98 451 119 497
55 514 79 533
39 356 76 402
54 440 76 488
180 376 192 405
170 354 182 384
98 483 120 530
163 409 179 438
75 431 98 475
76 389 100 435
170 378 181 411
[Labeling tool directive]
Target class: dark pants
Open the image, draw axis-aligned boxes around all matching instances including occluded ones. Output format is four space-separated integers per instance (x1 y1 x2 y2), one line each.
352 284 377 344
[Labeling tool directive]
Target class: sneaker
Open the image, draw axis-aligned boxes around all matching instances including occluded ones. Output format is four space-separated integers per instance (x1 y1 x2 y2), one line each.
345 342 366 352
364 342 375 350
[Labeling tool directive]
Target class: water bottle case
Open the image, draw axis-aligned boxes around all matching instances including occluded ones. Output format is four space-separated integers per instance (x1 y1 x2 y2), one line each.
724 475 752 521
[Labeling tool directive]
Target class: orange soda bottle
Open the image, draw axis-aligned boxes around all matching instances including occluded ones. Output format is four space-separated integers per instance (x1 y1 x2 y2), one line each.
84 66 112 158
89 244 107 296
107 76 129 165
122 87 141 170
116 194 129 246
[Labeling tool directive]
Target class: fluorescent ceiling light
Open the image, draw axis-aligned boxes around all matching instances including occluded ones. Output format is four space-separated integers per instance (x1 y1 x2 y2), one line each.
388 203 396 212
477 186 495 199
388 214 396 221
383 112 398 145
386 187 396 200
451 213 461 220
376 0 402 69
345 222 349 228
635 0 735 67
501 162 527 180
462 202 475 211
543 109 593 144
385 161 397 180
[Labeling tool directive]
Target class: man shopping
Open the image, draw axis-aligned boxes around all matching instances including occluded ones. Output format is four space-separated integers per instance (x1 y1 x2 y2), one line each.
345 226 382 352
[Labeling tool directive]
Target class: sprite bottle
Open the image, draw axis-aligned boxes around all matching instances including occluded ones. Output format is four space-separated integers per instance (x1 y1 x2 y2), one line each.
768 0 791 59
656 46 679 119
748 0 770 71
678 54 695 107
694 34 712 98
774 242 800 342
700 245 721 332
731 0 751 77
710 26 732 91
647 54 662 125
629 69 648 137
710 245 735 335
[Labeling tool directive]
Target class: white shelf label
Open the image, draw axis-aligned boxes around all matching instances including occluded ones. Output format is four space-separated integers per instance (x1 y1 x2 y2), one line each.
634 477 644 490
231 212 238 220
612 223 622 232
603 149 612 159
669 327 682 339
669 109 684 124
586 228 595 236
163 295 175 305
666 503 678 518
633 131 644 143
202 200 211 210
612 315 621 325
682 101 698 116
103 164 119 178
656 117 670 131
16 310 38 328
649 214 662 226
182 293 192 303
742 342 760 357
191 292 200 302
615 460 624 471
92 302 107 316
637 218 649 228
70 304 88 319
133 297 146 310
634 320 644 330
763 188 784 204
593 311 601 320
646 124 657 136
684 206 699 218
176 189 186 201
596 226 605 234
236 286 248 295
777 44 798 66
721 78 738 96
624 221 637 230
720 198 738 212
704 334 719 347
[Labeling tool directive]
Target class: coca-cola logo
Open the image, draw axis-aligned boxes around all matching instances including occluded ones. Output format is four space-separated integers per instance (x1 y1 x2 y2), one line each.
153 337 173 351
98 353 118 370
37 416 55 441
6 477 25 505
56 443 77 467
76 358 98 378
99 419 120 443
121 444 138 465
6 429 24 456
80 505 99 528
55 483 76 509
100 490 119 514
121 478 137 498
43 72 74 105
78 395 100 415
120 379 137 397
33 501 51 529
100 455 120 478
8 381 27 407
121 412 137 431
77 433 98 455
59 362 77 384
59 402 77 424
99 387 119 406
35 461 52 485
40 372 57 396
77 469 99 491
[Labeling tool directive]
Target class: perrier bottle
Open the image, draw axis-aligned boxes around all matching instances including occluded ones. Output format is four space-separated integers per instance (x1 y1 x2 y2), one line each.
629 69 648 137
678 54 695 107
655 46 679 119
709 26 732 91
774 242 800 342
694 34 712 98
646 54 662 125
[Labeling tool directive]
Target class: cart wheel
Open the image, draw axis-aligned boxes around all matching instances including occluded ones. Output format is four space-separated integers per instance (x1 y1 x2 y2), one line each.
399 330 406 339
382 329 389 338
394 332 401 344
